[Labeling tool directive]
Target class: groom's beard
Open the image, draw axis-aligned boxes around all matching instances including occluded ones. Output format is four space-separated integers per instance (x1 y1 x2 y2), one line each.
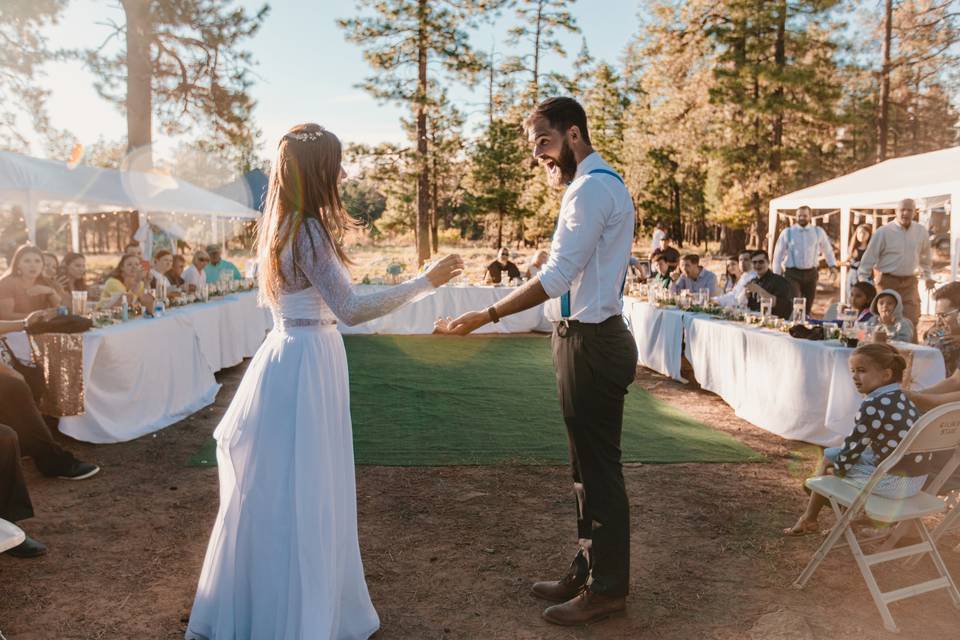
540 139 578 187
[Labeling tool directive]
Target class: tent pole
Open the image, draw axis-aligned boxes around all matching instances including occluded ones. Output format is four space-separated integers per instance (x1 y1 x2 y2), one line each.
951 193 959 283
70 211 80 253
25 193 38 245
840 206 851 304
767 203 777 258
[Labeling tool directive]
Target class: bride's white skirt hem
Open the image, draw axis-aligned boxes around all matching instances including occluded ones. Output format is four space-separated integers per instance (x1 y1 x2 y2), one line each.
185 325 380 640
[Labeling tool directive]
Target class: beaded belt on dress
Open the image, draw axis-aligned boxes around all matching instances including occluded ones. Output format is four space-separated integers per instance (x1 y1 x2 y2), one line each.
277 318 337 328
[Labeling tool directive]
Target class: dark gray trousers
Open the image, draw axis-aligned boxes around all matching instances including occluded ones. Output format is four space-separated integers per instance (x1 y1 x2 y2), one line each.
551 315 638 597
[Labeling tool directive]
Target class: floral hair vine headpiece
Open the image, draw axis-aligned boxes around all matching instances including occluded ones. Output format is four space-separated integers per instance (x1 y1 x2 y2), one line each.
285 127 326 143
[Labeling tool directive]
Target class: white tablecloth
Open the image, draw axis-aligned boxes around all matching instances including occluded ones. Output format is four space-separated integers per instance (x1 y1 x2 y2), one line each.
7 291 271 444
624 299 947 446
339 285 550 334
623 298 685 381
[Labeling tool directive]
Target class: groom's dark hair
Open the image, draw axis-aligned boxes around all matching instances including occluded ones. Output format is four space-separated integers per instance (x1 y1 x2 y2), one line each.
525 97 592 146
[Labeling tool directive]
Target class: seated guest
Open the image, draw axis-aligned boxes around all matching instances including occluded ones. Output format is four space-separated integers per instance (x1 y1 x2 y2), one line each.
716 251 756 308
204 244 242 284
745 250 793 319
125 241 151 273
669 254 719 297
784 344 927 535
41 252 59 281
923 282 960 377
647 253 673 289
167 254 187 287
484 247 521 284
525 250 549 279
650 234 680 271
870 289 914 343
0 245 62 320
150 250 174 289
722 256 741 294
846 281 876 324
58 252 87 292
100 254 154 310
0 311 99 558
183 250 210 293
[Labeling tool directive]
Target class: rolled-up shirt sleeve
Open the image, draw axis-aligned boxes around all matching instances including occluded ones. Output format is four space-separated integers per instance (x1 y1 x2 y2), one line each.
537 179 611 299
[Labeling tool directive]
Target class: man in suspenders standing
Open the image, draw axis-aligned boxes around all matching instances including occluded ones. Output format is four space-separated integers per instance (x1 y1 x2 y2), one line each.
436 97 638 626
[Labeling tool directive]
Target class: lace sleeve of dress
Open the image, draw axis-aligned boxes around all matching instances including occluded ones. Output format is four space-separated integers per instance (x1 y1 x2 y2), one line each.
294 220 434 326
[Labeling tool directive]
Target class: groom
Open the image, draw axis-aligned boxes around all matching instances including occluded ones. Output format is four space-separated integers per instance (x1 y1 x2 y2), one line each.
439 97 638 626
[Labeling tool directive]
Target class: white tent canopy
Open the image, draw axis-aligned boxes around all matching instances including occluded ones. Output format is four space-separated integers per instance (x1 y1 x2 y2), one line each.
768 146 960 302
0 151 260 250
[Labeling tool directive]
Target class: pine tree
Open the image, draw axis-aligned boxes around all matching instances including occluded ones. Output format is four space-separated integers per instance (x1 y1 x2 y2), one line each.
469 119 530 248
339 0 497 265
504 0 579 105
84 1 267 168
0 0 66 149
583 63 629 171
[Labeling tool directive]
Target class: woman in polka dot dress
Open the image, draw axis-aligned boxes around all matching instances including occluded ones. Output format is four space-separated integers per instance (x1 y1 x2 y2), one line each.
784 343 931 536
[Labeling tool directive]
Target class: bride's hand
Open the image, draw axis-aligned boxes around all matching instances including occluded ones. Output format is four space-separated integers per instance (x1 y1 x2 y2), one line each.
424 254 464 287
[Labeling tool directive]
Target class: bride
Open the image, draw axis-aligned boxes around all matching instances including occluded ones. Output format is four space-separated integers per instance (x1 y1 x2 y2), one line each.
185 123 463 640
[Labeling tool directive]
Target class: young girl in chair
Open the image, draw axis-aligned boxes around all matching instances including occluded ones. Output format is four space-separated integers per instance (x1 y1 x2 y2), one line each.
785 343 928 536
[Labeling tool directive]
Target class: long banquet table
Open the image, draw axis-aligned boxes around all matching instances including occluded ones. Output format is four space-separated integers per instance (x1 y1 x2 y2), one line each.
7 285 548 444
8 291 271 444
623 297 947 446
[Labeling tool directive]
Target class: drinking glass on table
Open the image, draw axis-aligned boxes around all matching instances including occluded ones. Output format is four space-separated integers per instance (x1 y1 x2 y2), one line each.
760 298 773 319
791 297 806 324
71 290 87 315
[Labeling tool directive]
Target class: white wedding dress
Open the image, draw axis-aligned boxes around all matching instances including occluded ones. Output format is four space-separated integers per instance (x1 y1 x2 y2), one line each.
186 219 434 640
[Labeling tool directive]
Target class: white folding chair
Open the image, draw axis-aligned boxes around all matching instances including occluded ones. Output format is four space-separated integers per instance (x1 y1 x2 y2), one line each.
0 517 25 554
793 402 960 633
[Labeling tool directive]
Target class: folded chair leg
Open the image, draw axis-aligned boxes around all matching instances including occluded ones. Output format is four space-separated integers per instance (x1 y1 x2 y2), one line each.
844 517 898 633
929 502 960 552
916 519 960 609
794 498 851 589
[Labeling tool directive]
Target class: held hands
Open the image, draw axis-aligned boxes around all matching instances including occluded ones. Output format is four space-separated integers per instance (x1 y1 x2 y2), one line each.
24 309 55 328
424 254 465 288
434 310 489 336
25 284 56 297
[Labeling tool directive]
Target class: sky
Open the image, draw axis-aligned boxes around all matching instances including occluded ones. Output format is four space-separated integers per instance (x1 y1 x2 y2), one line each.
31 0 642 165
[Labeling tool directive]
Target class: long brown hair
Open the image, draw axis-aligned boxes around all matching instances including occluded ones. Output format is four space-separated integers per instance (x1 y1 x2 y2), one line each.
2 244 51 286
256 123 358 305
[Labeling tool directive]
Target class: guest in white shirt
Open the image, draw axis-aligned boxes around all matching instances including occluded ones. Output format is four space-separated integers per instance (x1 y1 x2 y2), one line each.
772 205 837 315
183 250 210 294
857 198 934 333
149 250 173 290
525 250 549 279
650 221 667 255
716 251 756 308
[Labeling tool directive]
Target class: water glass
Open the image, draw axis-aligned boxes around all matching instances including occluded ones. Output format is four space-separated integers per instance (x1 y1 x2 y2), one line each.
71 290 88 315
791 297 807 324
760 298 773 319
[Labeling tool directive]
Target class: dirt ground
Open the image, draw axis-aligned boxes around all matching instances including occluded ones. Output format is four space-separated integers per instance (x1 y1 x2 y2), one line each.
4 348 960 640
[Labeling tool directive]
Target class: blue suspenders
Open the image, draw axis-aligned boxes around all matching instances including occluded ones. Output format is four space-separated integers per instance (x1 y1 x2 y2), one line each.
559 168 626 320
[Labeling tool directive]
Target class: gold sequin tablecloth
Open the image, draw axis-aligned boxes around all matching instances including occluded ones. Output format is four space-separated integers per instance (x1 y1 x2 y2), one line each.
28 333 85 417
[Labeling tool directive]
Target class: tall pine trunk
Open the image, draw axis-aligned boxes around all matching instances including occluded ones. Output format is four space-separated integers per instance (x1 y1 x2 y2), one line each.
877 0 893 162
122 0 153 166
415 0 431 266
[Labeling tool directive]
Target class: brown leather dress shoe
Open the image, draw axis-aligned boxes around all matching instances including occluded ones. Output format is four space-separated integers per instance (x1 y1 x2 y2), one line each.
542 590 626 626
530 575 585 603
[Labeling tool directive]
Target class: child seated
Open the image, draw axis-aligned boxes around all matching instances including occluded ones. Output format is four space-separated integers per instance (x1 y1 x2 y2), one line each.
785 343 930 536
869 289 914 343
848 281 876 323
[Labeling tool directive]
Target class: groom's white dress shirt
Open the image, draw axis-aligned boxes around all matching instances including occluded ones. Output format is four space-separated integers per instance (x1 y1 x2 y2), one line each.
538 152 635 323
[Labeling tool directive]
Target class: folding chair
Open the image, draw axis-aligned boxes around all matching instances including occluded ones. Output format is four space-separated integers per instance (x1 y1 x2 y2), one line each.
0 517 24 554
793 402 960 633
